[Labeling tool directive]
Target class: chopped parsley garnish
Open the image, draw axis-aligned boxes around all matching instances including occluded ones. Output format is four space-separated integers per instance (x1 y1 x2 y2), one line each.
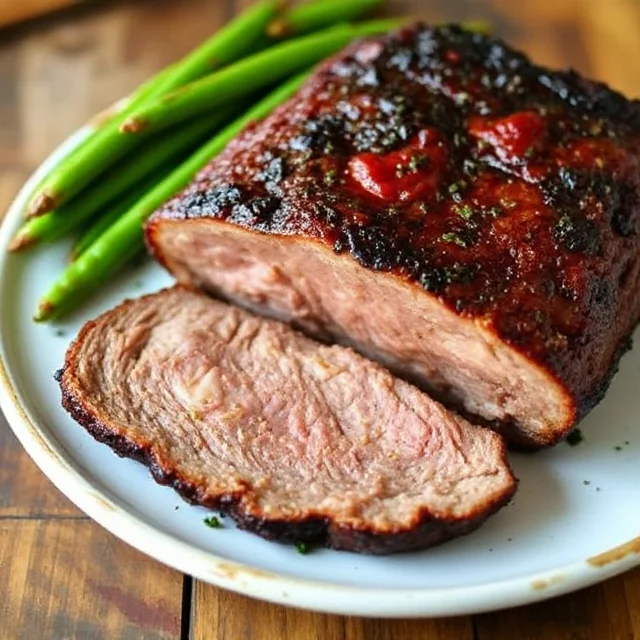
441 232 468 247
566 429 584 446
203 515 222 529
453 203 474 220
408 154 428 172
486 205 504 218
295 541 309 555
396 155 428 178
324 169 337 186
453 132 467 147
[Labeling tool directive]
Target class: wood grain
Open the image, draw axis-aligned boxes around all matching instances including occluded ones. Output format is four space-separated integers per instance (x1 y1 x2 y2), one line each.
17 0 227 168
475 569 640 639
191 584 474 640
0 519 182 639
0 0 83 29
0 418 82 517
0 0 639 638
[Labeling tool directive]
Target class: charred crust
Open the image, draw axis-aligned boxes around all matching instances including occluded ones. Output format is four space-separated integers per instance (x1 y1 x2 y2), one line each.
179 184 243 218
553 215 602 256
327 494 513 554
148 25 640 445
574 331 634 422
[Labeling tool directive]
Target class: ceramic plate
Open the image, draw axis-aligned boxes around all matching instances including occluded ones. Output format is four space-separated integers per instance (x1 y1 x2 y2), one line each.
0 128 639 618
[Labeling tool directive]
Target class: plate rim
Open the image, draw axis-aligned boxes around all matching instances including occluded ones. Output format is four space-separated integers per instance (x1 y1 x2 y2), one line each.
0 126 638 619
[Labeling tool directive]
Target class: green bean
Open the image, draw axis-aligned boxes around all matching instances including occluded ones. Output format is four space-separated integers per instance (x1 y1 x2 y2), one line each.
11 113 228 251
69 173 168 262
268 0 383 37
120 20 402 135
27 0 279 217
34 73 309 322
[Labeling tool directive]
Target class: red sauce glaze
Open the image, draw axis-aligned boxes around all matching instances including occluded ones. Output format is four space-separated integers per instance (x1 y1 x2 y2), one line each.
469 111 546 163
347 130 448 204
557 137 620 172
445 49 461 64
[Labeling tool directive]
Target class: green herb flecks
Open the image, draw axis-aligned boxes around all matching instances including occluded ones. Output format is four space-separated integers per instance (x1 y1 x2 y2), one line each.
395 155 427 179
486 205 504 218
441 231 468 248
408 154 428 172
453 203 474 220
324 169 338 186
295 541 309 555
204 515 222 529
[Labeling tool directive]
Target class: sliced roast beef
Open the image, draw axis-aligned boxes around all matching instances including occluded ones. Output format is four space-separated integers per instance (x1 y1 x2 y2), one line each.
147 24 640 448
58 286 516 554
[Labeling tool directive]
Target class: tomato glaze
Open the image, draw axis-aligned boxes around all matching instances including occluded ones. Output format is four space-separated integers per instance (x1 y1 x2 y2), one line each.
347 129 447 204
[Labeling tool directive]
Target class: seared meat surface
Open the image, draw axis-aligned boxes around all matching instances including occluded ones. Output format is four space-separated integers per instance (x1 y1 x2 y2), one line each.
58 287 516 554
148 24 640 447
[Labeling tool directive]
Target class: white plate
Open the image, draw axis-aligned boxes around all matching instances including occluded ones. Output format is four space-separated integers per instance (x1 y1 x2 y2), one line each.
0 128 639 619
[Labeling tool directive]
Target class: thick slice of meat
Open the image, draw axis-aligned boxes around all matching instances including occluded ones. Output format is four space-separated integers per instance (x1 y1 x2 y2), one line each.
147 24 640 448
58 287 516 554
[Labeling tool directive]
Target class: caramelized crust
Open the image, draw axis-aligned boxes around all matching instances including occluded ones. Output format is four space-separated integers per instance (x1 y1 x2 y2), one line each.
149 25 640 444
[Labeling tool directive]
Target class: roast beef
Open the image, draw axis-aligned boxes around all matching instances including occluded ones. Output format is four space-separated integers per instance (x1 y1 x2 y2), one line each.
147 24 640 448
58 286 516 554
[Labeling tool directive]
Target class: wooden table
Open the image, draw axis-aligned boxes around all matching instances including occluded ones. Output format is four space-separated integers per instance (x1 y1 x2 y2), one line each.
1 0 639 637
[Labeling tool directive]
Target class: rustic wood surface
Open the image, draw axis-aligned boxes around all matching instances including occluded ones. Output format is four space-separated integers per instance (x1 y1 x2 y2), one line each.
0 0 639 638
0 0 83 29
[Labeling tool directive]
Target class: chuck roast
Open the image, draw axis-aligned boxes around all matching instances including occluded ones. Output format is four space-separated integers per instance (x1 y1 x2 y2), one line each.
58 287 516 554
147 24 640 448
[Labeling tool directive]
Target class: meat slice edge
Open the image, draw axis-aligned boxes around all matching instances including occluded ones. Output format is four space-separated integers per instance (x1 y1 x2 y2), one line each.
58 286 516 554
